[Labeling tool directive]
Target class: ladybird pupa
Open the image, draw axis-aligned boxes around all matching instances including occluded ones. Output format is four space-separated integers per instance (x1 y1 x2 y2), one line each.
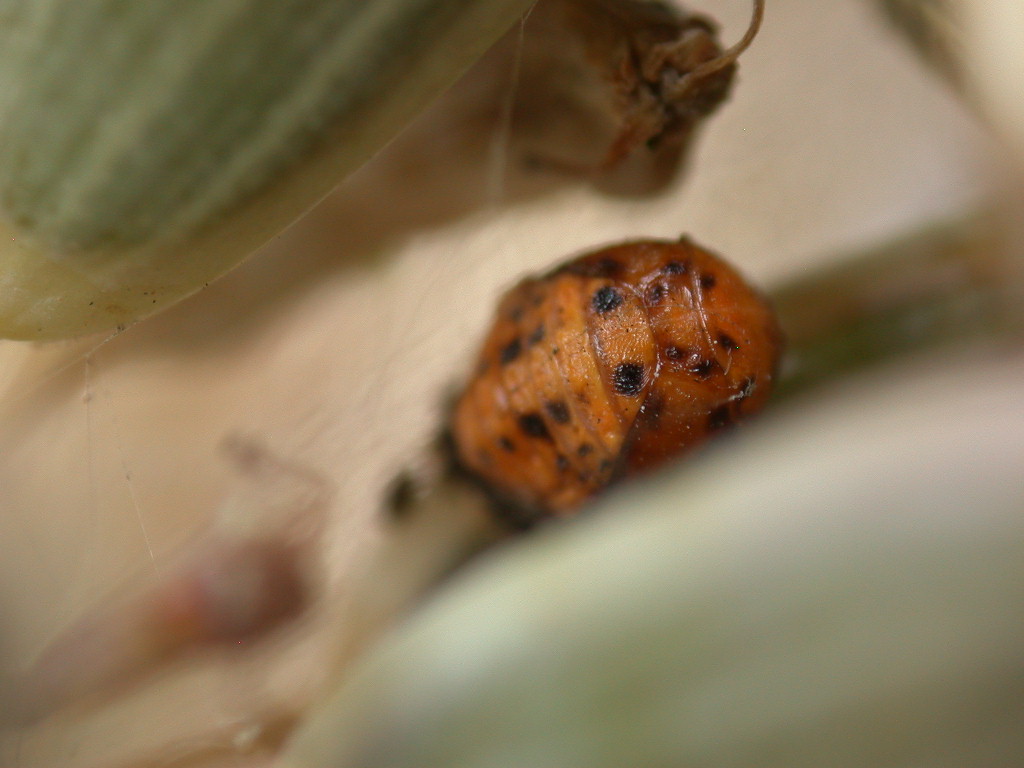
451 237 782 519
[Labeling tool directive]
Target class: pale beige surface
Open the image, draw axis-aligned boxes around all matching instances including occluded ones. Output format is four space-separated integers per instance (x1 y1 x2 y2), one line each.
0 1 1001 766
964 2 1024 170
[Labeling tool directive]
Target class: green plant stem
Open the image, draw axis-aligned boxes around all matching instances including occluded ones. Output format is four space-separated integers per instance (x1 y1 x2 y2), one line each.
770 211 1022 400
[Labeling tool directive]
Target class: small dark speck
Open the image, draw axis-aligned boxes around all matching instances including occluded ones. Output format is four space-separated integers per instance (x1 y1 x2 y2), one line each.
500 338 522 364
556 454 570 471
613 362 645 396
499 436 516 453
545 400 571 424
599 459 614 473
708 405 731 431
384 473 417 521
718 332 738 349
527 325 545 346
568 257 622 278
577 443 594 457
688 358 719 378
645 282 668 305
662 261 688 275
699 273 717 289
518 412 552 440
551 346 560 355
509 306 524 322
88 301 94 306
592 286 624 314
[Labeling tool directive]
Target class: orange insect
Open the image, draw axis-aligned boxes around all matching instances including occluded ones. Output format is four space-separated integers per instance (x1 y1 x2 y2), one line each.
451 237 782 521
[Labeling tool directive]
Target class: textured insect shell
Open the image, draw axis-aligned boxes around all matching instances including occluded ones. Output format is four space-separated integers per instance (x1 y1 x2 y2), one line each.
451 237 782 517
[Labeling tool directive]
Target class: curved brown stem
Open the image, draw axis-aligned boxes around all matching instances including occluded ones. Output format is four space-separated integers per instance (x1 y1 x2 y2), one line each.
664 0 765 100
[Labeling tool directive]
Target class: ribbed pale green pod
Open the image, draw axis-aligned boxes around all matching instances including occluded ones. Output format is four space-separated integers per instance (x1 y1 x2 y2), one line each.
283 355 1024 768
0 0 534 339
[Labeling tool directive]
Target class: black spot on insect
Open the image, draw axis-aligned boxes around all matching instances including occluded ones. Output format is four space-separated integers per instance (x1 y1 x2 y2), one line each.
613 363 645 396
567 257 623 278
577 443 594 457
500 338 522 364
551 346 560 356
645 282 668 305
599 459 614 473
717 332 738 349
699 273 717 289
545 400 571 424
499 436 516 453
708 405 732 431
527 325 545 346
687 358 719 378
508 306 524 322
592 286 624 314
518 412 552 440
662 260 688 275
556 454 570 472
